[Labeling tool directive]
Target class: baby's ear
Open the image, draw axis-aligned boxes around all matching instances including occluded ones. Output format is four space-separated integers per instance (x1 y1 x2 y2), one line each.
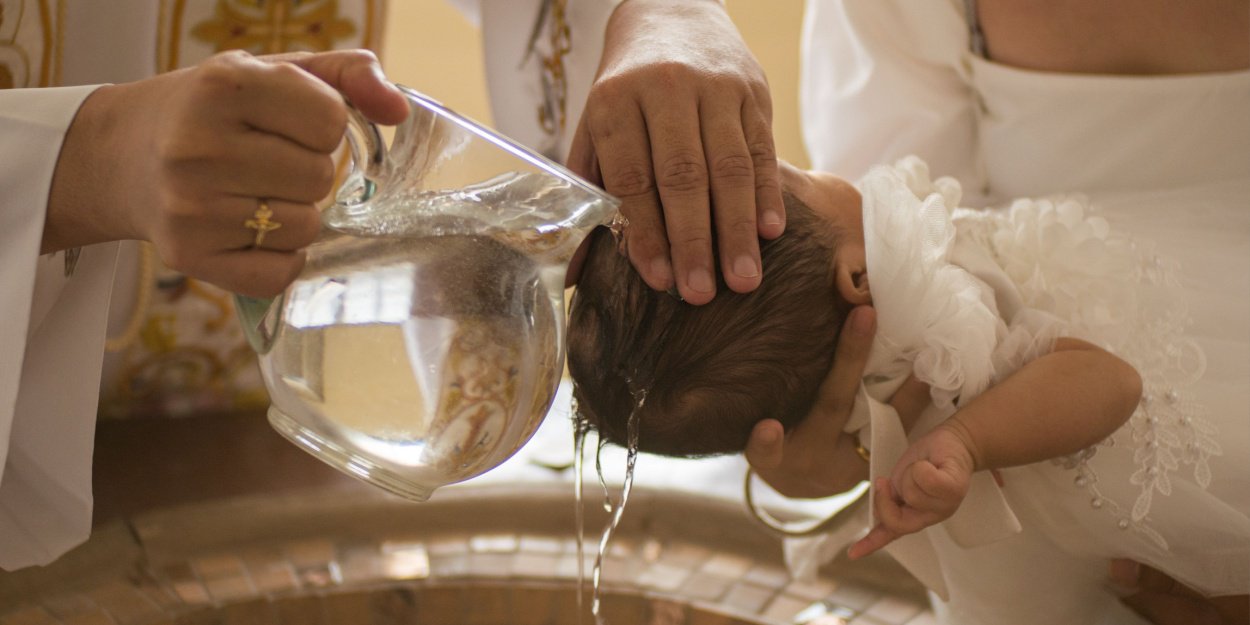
834 248 871 305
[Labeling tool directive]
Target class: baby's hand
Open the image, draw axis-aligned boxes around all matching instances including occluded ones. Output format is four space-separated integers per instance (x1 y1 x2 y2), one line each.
848 423 976 559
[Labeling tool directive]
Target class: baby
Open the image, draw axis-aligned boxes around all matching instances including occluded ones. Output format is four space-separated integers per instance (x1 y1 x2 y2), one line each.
567 158 1249 599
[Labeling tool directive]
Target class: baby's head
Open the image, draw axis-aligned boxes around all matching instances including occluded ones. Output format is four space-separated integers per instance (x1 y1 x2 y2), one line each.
568 176 864 457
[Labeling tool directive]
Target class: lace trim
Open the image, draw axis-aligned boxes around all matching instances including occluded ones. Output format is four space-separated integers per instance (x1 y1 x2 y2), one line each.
1029 216 1218 551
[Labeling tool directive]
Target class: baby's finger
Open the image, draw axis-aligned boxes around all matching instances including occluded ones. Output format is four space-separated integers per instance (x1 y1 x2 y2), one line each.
894 466 946 512
912 460 965 502
745 419 785 471
848 524 897 560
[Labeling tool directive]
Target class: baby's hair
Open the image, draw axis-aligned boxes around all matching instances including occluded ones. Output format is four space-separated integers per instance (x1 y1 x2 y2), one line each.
567 194 849 457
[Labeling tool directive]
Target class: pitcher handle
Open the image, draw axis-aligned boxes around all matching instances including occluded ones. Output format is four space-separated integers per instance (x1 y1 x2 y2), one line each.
236 98 394 355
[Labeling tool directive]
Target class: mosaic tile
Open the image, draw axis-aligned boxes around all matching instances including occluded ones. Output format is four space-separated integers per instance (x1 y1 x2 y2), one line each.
39 594 98 620
293 563 341 589
464 553 514 579
192 555 246 580
378 544 429 581
636 562 693 593
206 575 257 603
553 552 596 580
782 578 838 602
468 534 519 554
678 572 735 602
720 581 775 615
517 536 563 555
131 576 182 613
861 596 923 625
742 564 790 590
284 540 337 569
760 593 812 623
169 580 210 607
793 601 855 624
824 583 881 613
657 542 713 568
428 553 471 579
597 556 646 586
86 580 164 624
425 536 472 557
510 553 562 579
335 545 383 585
699 553 754 579
246 562 298 595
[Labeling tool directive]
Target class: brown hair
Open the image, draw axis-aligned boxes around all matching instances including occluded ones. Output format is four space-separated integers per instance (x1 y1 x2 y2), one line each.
567 194 848 457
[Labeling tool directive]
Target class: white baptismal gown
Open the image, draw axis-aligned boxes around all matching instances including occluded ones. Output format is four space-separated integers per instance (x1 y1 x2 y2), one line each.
796 2 1250 623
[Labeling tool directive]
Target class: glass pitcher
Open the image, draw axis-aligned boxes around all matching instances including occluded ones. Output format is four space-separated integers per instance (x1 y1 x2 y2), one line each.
236 86 618 502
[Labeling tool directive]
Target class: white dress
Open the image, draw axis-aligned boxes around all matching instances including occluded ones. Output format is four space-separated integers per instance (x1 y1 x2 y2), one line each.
795 1 1250 623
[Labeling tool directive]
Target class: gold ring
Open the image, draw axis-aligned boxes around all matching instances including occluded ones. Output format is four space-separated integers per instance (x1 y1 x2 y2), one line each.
244 198 282 248
854 438 871 463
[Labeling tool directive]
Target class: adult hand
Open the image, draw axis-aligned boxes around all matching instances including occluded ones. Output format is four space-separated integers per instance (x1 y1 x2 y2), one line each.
1110 559 1249 625
745 306 934 499
566 0 782 304
42 49 409 298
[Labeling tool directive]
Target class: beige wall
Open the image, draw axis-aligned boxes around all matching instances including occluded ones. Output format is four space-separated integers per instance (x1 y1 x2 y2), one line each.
381 0 810 168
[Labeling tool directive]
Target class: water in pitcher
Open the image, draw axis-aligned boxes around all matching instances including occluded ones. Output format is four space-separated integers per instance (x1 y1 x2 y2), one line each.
258 172 598 500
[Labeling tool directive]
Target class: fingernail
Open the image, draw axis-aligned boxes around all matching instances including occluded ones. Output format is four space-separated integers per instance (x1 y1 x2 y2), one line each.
733 255 760 279
1108 559 1140 587
649 256 673 288
761 210 783 228
688 267 714 294
850 307 875 335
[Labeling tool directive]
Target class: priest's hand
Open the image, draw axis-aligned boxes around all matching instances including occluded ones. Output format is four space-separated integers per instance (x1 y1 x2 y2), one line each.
566 0 782 304
41 49 409 298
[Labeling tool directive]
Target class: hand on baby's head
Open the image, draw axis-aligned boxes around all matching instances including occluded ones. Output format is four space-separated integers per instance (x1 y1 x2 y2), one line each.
566 192 851 457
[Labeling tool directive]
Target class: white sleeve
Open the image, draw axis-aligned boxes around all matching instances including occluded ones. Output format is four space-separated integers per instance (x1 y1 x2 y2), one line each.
0 85 121 570
801 0 985 198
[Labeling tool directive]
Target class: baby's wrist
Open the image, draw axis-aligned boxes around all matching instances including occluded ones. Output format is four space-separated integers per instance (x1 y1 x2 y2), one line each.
936 416 983 472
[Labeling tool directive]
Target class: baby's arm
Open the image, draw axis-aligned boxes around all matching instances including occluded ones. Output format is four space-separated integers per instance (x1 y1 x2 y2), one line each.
850 337 1143 558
